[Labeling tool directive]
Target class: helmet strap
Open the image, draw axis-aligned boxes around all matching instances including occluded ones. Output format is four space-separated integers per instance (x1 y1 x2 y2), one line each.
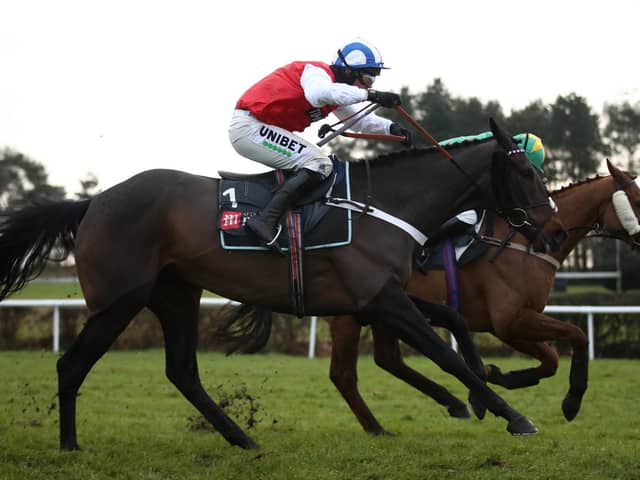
330 65 358 85
335 49 365 85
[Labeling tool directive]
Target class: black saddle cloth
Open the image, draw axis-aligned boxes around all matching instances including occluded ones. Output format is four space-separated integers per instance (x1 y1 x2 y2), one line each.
217 160 352 251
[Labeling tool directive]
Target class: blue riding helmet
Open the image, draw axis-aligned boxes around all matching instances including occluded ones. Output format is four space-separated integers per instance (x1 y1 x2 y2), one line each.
332 39 388 70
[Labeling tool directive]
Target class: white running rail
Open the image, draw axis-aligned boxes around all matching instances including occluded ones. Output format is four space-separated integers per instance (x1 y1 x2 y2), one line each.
2 300 640 360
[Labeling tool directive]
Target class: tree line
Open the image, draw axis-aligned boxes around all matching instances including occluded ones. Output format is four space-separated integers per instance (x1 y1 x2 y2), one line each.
0 150 99 209
333 78 640 187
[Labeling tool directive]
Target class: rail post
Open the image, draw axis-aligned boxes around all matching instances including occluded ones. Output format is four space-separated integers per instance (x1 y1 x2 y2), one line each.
53 306 60 353
588 312 595 360
308 316 317 358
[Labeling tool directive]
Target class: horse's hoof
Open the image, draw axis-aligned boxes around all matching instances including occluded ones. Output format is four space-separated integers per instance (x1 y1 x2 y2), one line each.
468 392 487 420
60 441 81 451
507 415 538 435
447 402 471 419
562 393 582 421
367 428 396 437
233 436 260 449
486 364 502 384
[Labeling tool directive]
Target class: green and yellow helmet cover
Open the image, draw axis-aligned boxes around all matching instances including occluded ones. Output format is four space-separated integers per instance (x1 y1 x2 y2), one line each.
513 132 545 173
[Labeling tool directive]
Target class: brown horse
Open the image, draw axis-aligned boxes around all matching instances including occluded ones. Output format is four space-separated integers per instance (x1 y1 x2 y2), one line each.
329 159 640 434
0 118 553 450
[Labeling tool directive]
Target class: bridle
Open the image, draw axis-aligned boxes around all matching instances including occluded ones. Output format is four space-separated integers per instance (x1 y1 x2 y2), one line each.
391 108 554 242
490 147 555 250
574 177 640 248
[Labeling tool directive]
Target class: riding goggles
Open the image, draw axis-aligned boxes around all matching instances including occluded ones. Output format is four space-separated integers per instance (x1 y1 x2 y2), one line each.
357 68 381 88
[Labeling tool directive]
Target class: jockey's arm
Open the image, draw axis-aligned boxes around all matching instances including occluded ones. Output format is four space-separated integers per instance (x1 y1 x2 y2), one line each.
300 64 392 134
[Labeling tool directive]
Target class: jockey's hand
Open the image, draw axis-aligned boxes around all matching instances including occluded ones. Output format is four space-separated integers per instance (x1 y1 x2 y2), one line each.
390 123 413 148
367 89 401 108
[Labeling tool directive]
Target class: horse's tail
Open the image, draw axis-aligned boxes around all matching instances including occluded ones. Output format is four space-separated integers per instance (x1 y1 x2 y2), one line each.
0 199 92 301
215 304 273 355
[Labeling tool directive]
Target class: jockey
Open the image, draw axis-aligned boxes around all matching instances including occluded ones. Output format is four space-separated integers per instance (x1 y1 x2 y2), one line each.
229 38 412 253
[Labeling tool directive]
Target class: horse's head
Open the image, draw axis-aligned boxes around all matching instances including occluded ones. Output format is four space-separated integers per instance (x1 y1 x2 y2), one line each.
489 118 555 248
600 159 640 248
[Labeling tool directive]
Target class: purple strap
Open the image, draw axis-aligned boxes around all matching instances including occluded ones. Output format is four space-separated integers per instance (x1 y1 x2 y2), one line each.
442 238 460 311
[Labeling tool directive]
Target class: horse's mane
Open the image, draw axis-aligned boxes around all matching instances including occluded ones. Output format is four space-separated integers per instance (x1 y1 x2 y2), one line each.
367 136 495 165
550 174 606 195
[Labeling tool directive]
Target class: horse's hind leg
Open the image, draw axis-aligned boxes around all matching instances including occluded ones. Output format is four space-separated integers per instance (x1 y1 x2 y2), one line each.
329 316 390 435
147 271 257 449
369 322 470 419
411 296 487 419
57 285 150 450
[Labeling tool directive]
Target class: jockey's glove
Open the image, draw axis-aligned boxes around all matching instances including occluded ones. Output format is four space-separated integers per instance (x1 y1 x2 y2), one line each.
367 89 401 108
390 123 413 148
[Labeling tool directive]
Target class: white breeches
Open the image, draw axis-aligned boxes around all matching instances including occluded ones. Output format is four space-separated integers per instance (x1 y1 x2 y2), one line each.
228 109 333 178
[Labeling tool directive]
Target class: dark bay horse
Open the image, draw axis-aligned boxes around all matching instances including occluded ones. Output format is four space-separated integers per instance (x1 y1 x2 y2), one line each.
0 119 553 450
329 159 640 434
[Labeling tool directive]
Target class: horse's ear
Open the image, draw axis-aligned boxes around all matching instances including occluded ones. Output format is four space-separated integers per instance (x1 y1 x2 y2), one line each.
489 117 515 149
607 158 638 180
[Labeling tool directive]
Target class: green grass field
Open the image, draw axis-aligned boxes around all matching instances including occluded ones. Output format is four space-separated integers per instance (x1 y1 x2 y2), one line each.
10 280 611 301
7 281 220 299
6 281 85 300
1 351 639 480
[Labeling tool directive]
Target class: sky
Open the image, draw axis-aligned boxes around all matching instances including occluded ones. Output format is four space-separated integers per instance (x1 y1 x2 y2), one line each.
1 0 639 195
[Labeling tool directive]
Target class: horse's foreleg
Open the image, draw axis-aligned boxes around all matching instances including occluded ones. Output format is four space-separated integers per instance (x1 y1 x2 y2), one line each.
486 340 558 389
149 275 257 449
494 309 588 421
328 316 390 435
57 285 148 450
368 280 537 435
370 322 470 419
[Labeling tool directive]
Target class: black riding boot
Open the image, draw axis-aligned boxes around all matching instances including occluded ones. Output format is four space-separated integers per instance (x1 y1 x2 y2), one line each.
245 168 323 254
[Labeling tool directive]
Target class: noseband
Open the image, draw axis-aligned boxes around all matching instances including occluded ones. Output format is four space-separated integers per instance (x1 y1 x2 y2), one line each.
602 180 640 247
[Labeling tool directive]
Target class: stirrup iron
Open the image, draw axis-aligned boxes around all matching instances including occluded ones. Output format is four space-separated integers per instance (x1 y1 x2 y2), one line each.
265 224 283 247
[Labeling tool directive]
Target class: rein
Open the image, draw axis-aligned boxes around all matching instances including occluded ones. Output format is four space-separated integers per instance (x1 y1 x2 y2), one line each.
317 103 381 147
321 107 550 245
319 105 483 201
393 107 490 200
394 106 453 161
